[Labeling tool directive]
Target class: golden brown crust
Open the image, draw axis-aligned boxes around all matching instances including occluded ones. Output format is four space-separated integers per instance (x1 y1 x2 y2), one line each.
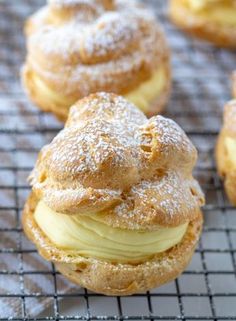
23 192 203 295
169 0 236 48
22 0 171 120
216 100 236 205
28 93 205 229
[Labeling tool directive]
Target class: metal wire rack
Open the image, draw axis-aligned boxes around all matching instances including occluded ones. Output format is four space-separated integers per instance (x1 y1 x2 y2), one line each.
0 0 236 320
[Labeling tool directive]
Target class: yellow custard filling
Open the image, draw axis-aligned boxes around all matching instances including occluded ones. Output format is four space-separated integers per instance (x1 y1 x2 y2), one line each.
125 66 167 112
32 66 167 113
225 137 236 169
185 0 236 26
32 73 75 108
34 201 188 263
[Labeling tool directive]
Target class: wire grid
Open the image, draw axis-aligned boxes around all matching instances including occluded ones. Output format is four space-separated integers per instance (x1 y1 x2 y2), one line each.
0 0 236 320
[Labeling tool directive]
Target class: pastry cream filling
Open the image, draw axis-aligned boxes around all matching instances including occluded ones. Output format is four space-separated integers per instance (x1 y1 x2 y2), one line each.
185 0 236 26
34 201 188 263
225 137 236 169
32 73 75 108
124 66 167 112
32 66 167 113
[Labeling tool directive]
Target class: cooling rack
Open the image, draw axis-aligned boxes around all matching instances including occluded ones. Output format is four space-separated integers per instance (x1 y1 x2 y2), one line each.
0 0 236 320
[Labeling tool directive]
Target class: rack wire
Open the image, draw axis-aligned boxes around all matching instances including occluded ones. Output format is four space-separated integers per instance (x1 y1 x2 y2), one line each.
0 0 236 320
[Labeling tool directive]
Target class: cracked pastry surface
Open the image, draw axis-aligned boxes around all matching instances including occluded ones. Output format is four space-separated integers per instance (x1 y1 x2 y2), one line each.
22 0 171 121
169 0 236 48
216 100 236 206
23 93 204 295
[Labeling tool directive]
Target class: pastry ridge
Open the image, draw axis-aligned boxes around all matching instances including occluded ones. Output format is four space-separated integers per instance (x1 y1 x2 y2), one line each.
28 92 204 229
22 0 171 120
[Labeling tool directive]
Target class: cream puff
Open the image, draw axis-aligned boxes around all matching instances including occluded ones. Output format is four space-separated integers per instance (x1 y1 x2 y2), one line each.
216 100 236 205
169 0 236 48
23 93 204 295
22 0 171 121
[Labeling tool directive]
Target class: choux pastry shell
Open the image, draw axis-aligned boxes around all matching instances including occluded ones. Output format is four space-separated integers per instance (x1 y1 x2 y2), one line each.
23 93 205 295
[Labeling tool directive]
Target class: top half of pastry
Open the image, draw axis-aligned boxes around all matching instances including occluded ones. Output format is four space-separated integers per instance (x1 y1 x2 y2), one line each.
25 0 168 70
169 0 236 48
29 92 204 230
25 0 169 109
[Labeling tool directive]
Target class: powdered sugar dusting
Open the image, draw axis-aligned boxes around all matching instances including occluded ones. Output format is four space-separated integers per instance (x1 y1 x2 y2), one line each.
49 0 97 7
81 12 140 62
112 172 203 229
27 0 166 96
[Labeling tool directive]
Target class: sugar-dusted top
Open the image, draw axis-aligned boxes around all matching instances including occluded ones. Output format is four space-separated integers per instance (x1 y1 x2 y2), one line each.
29 93 204 229
24 0 168 97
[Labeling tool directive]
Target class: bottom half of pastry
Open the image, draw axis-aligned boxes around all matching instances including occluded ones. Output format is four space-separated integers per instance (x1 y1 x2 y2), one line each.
23 193 203 295
169 0 236 48
22 61 171 122
216 132 236 206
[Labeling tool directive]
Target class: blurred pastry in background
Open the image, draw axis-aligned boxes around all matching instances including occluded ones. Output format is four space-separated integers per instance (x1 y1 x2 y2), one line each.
169 0 236 48
22 0 171 122
216 100 236 205
23 93 204 295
